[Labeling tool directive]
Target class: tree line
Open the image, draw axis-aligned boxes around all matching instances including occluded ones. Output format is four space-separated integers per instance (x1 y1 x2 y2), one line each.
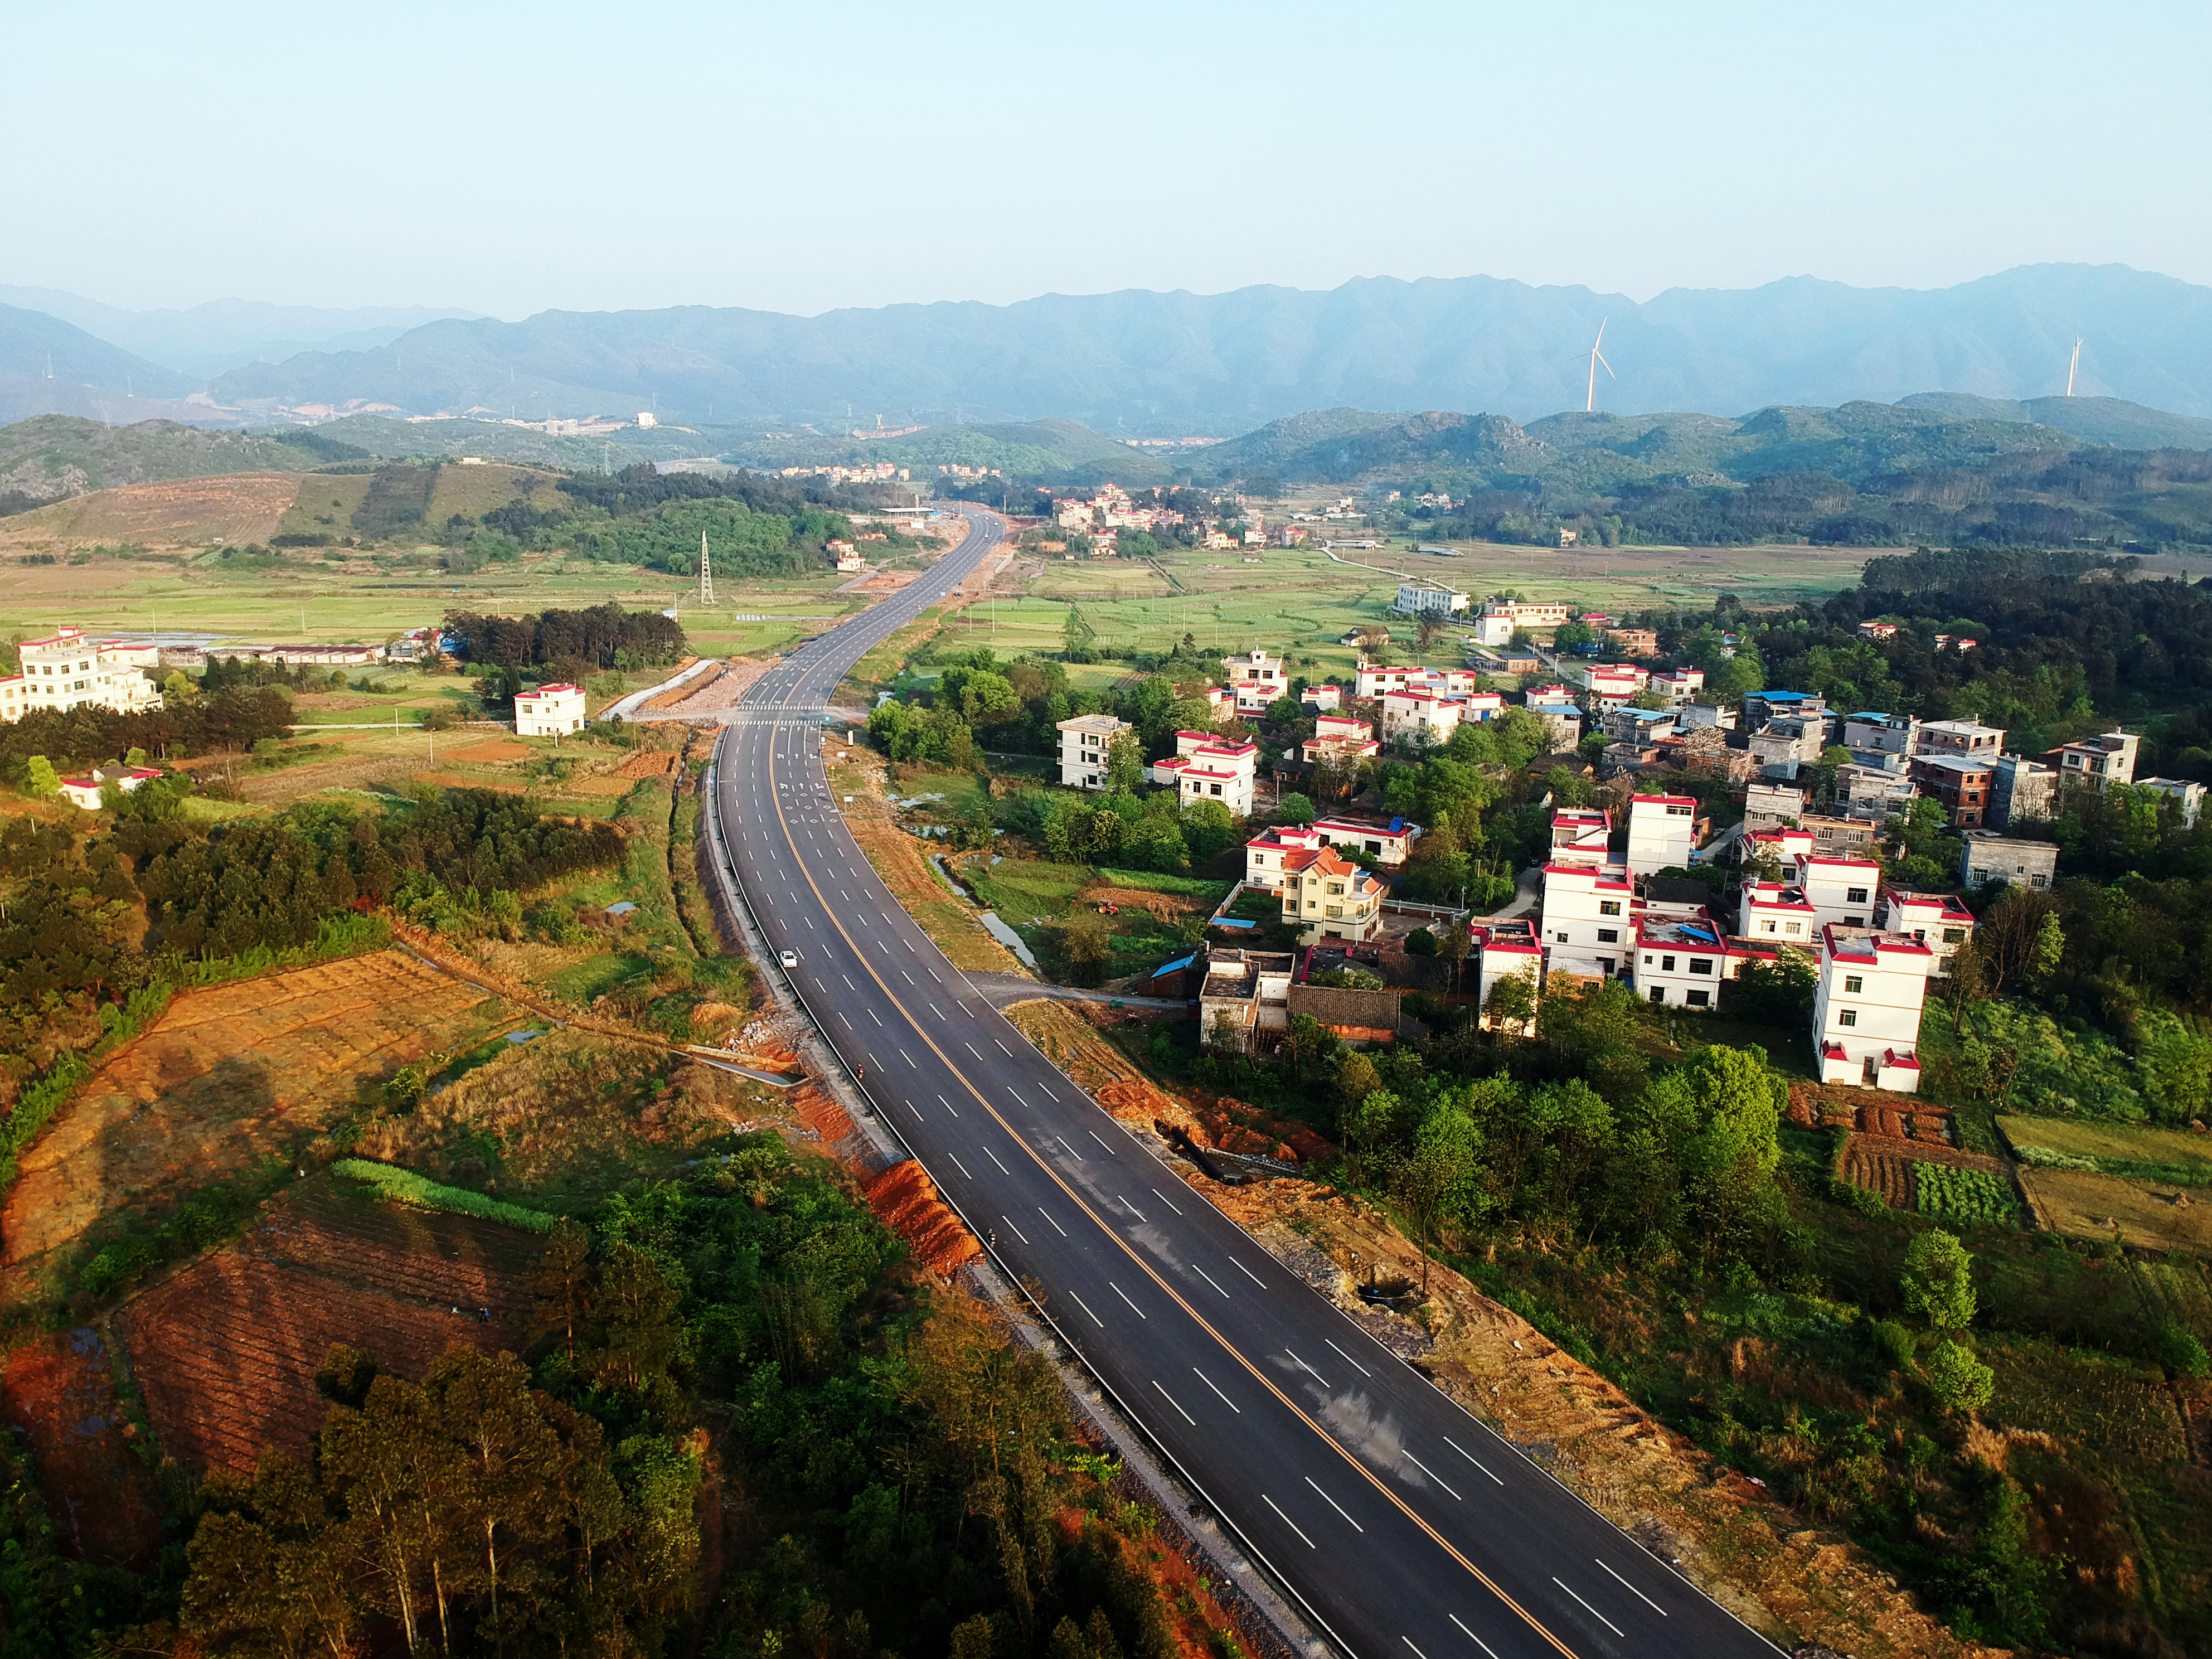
442 602 687 673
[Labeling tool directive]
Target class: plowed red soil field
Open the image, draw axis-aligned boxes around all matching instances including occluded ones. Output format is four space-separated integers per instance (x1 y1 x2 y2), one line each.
117 1178 541 1475
1842 1141 1919 1209
0 1327 163 1564
4 951 502 1278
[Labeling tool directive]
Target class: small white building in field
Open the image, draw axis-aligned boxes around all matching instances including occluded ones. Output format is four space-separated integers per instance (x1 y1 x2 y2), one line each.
1056 713 1129 789
516 682 587 736
1813 924 1934 1092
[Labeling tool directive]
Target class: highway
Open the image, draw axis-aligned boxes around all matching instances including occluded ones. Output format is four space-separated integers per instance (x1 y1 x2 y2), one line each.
705 507 1777 1659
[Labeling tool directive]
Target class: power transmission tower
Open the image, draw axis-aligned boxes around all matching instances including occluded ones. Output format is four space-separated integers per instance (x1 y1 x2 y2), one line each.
698 531 714 606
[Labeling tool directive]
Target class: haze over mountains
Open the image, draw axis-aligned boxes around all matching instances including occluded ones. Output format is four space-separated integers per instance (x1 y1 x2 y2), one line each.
3 264 2212 434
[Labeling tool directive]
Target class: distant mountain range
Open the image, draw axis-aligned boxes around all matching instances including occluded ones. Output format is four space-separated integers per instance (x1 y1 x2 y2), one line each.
4 264 2211 436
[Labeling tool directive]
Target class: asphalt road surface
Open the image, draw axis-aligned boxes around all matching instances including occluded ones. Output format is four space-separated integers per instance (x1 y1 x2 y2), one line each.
707 508 1777 1659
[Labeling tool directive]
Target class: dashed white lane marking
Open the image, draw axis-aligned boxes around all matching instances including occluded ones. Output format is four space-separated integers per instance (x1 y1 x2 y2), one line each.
1404 1639 1431 1659
1001 1215 1030 1244
937 1093 959 1119
966 1043 984 1061
1400 1449 1461 1501
1151 1380 1196 1425
867 1008 882 1025
994 1038 1013 1055
1040 1083 1061 1102
1326 1338 1372 1378
1262 1495 1314 1549
983 1145 1010 1174
1287 1348 1329 1389
1149 1186 1185 1216
842 974 855 989
1036 1207 1069 1237
947 1153 973 1180
1447 1614 1502 1659
1304 1477 1364 1533
1550 1579 1623 1639
1110 1282 1147 1319
1442 1435 1505 1486
1191 1263 1231 1299
1088 1130 1113 1153
1069 1291 1104 1327
900 1049 916 1069
1231 1257 1267 1287
1596 1559 1666 1615
905 1099 924 1122
1192 1367 1240 1413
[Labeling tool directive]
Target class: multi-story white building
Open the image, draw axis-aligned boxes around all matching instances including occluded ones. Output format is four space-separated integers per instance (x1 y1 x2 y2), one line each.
2140 775 2206 828
1633 909 1745 1010
1835 757 1918 821
1352 659 1482 700
0 628 163 723
515 682 587 736
1056 712 1130 789
1650 668 1705 706
2055 730 2140 793
1153 730 1259 814
1473 918 1545 1034
1879 889 1976 977
1625 792 1699 877
1314 815 1419 867
1549 807 1612 867
1744 782 1806 832
1842 712 1920 756
1380 688 1466 746
1539 861 1636 977
1522 686 1584 749
1813 925 1935 1092
1301 683 1342 712
1919 719 2005 759
1394 582 1470 616
1223 648 1289 712
1741 851 1881 938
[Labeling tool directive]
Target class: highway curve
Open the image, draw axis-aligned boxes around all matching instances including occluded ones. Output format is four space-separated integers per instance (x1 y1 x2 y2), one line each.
705 507 1778 1659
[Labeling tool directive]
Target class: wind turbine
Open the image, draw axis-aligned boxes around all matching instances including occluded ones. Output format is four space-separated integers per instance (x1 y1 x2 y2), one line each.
2065 338 2083 397
1584 319 1615 414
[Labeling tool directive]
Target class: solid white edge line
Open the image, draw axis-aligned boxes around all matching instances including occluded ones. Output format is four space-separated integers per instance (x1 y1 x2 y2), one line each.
1596 1558 1667 1615
1262 1494 1316 1550
1448 1614 1502 1659
1152 1379 1196 1425
1442 1435 1506 1485
1551 1578 1624 1639
1303 1476 1364 1533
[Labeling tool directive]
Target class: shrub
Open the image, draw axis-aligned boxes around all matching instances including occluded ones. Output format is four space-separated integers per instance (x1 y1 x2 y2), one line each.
2153 1322 2211 1379
1871 1318 1918 1374
1405 928 1439 957
1924 1340 1995 1414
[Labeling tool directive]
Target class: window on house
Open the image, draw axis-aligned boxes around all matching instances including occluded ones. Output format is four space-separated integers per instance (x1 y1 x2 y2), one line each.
1943 927 1966 944
1784 922 1802 935
1597 928 1619 944
1840 1009 1857 1027
1845 974 1863 993
1690 958 1713 974
1686 988 1710 1007
1845 915 1865 927
1649 987 1666 1004
1661 954 1676 972
1761 920 1777 934
1846 887 1868 904
1599 900 1622 916
1643 954 1654 966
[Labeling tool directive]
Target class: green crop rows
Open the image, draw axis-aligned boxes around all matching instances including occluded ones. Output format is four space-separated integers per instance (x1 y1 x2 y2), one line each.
1914 1164 2020 1228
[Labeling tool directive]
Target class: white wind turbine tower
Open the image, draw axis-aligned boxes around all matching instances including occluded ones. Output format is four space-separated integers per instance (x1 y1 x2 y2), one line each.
1585 319 1616 413
2066 338 2083 397
698 530 714 606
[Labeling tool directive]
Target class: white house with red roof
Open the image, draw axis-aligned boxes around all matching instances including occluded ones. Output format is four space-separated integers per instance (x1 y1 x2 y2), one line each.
1632 908 1740 1010
1624 793 1699 876
1539 861 1635 977
1312 815 1418 867
1152 730 1258 814
1878 889 1976 977
1549 807 1612 867
0 627 164 722
1473 918 1544 1034
1223 648 1288 714
1380 687 1466 746
1813 924 1934 1090
1352 659 1485 701
1300 714 1380 768
1650 667 1705 706
515 682 587 736
56 765 162 811
1740 847 1881 940
1300 682 1342 712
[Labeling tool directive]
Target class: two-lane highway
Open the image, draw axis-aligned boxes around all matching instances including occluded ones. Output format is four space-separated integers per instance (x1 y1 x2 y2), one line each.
706 508 1777 1659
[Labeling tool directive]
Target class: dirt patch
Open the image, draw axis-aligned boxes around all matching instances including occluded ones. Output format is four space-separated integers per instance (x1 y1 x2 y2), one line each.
864 1160 978 1276
853 570 920 593
1078 884 1203 920
2019 1165 2212 1257
116 1177 541 1476
443 738 531 764
789 1079 855 1146
414 771 530 794
0 472 304 550
3 951 503 1279
0 1327 163 1565
652 658 771 716
1185 1175 2005 1659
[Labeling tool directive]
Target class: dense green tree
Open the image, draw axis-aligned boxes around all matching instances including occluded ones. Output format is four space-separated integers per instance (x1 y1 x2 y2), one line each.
1902 1230 1978 1332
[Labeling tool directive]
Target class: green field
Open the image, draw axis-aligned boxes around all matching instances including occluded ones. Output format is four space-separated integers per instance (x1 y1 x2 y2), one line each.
1020 537 1878 678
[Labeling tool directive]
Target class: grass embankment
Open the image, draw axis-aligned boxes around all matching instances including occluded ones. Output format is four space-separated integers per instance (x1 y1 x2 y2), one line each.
331 1159 557 1231
831 745 1026 974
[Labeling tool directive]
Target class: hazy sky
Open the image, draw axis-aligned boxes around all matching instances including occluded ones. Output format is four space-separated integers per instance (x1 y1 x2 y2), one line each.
9 0 2204 319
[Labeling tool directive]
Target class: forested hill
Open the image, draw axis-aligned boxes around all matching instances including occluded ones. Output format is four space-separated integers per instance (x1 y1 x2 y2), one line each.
189 264 2212 430
1205 400 2212 549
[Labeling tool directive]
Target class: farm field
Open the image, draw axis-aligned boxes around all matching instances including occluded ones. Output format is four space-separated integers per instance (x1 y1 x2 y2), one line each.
1019 537 1889 683
2019 1165 2212 1255
1 951 509 1286
116 1173 543 1475
0 472 306 552
1998 1113 2212 1177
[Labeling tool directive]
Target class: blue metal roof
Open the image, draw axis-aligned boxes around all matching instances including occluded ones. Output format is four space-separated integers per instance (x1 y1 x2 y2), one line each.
1152 952 1198 976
